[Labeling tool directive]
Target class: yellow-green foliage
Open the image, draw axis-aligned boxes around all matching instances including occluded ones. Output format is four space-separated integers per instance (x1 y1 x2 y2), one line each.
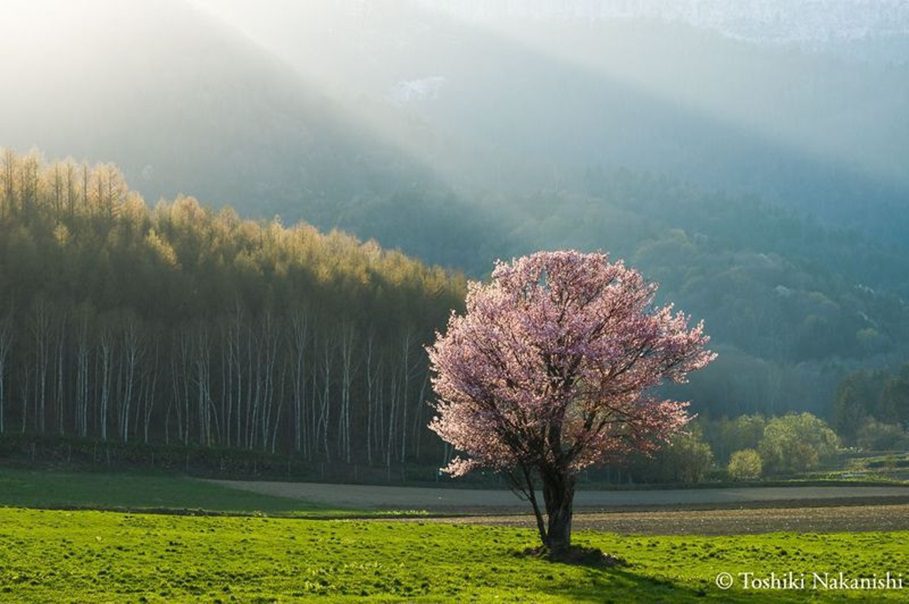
0 149 467 458
728 449 763 481
0 149 465 324
758 413 840 474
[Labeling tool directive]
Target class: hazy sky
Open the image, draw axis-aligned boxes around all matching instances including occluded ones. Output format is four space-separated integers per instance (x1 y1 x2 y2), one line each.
1 0 906 214
192 0 909 47
183 0 909 186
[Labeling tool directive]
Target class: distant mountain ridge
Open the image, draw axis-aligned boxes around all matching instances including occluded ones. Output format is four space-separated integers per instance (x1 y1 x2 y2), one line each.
3 0 909 419
419 0 909 52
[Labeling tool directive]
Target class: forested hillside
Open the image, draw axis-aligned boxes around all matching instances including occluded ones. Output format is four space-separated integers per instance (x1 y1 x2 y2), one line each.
2 148 907 459
0 0 498 272
355 170 909 418
0 150 465 465
209 1 909 245
2 0 908 448
485 172 909 417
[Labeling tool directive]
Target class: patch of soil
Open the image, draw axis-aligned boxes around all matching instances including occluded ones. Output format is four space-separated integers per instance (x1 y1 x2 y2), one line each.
518 545 627 568
442 502 909 535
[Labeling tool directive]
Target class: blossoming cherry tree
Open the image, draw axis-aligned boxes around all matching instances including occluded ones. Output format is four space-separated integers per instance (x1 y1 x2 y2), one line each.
428 251 715 552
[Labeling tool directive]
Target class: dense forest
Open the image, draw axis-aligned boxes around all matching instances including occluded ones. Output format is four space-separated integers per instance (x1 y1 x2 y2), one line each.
343 170 909 418
832 364 909 442
3 1 908 424
1 148 907 478
485 173 909 418
0 150 465 466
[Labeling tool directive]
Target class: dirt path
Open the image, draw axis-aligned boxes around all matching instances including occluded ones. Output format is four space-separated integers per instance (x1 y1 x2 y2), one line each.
434 503 909 534
208 479 909 513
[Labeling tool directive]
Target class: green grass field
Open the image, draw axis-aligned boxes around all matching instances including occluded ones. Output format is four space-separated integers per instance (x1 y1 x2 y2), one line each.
0 467 319 514
1 467 907 602
0 507 906 602
0 467 432 519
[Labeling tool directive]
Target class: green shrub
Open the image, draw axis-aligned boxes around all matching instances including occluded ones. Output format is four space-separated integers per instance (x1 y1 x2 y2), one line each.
727 449 762 480
757 412 839 474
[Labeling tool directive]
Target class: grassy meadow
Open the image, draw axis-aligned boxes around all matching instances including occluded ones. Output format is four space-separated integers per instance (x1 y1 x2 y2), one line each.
0 507 906 602
0 467 321 515
1 468 907 601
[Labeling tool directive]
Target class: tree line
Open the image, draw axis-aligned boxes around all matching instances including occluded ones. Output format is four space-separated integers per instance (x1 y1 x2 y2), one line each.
348 168 909 419
832 363 909 445
0 149 466 466
623 410 906 486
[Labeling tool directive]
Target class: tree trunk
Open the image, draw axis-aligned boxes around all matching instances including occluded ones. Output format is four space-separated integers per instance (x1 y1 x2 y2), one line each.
541 469 575 552
516 464 547 546
0 313 12 435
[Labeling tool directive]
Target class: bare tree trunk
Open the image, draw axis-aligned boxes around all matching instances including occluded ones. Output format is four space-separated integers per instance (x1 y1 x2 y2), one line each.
75 315 90 437
398 329 414 464
291 311 309 454
54 313 66 435
386 372 397 469
231 304 244 449
318 338 332 461
338 323 357 463
365 333 376 466
411 372 428 460
270 361 287 453
308 357 318 461
142 342 159 444
541 468 575 552
164 396 173 445
0 311 12 434
373 370 384 466
249 331 262 449
181 332 192 445
245 326 255 449
512 464 547 546
219 328 229 447
121 316 142 443
98 330 113 442
170 348 183 445
263 315 278 450
31 300 51 434
19 363 30 433
193 326 212 447
169 330 193 445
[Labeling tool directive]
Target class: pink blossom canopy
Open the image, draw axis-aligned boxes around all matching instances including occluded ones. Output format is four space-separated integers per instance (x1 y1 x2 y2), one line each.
427 250 716 477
